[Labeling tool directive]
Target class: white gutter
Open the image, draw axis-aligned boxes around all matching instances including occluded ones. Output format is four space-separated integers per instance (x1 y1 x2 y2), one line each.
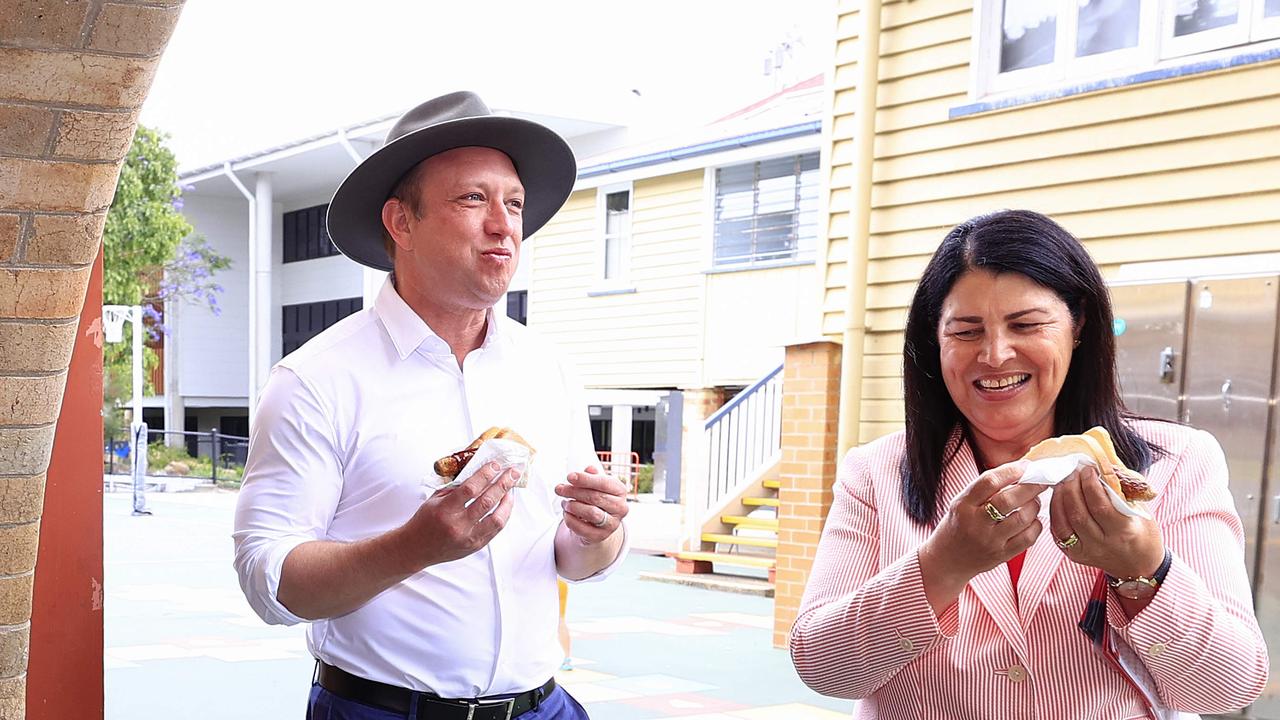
220 163 260 425
836 0 883 456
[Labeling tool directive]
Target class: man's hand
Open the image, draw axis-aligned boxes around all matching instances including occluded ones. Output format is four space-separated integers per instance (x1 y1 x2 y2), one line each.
395 461 521 569
555 465 629 544
277 461 519 620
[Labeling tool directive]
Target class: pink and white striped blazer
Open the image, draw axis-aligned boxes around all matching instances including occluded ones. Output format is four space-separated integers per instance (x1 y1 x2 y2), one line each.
790 420 1267 719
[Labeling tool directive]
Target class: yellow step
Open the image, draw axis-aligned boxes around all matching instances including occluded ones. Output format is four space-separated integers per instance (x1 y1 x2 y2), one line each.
743 497 780 508
675 551 776 569
763 479 780 490
722 515 778 530
702 532 778 549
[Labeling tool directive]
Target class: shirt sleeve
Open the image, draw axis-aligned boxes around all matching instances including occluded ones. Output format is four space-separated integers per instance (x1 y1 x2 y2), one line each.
1104 428 1269 713
789 446 955 699
231 365 344 626
557 355 630 584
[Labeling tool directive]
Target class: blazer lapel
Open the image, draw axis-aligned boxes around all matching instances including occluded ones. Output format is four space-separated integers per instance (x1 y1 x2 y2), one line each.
1015 514 1067 629
940 436 1030 662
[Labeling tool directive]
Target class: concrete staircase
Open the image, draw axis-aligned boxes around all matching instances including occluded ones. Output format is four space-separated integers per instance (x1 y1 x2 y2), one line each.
672 468 780 585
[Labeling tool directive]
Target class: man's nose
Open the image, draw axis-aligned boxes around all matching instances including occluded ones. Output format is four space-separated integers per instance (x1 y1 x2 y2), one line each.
485 201 519 238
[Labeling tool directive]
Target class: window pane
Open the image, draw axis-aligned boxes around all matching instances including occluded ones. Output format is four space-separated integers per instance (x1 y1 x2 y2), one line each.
714 154 818 267
604 236 621 279
757 174 797 215
605 206 628 237
755 212 797 262
1267 0 1280 17
1174 0 1239 36
1077 0 1140 56
718 190 754 220
757 156 797 181
1001 0 1057 72
714 219 753 265
606 190 629 213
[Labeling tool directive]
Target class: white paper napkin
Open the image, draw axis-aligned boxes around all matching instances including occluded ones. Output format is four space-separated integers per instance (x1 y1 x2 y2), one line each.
424 437 534 491
1019 453 1151 519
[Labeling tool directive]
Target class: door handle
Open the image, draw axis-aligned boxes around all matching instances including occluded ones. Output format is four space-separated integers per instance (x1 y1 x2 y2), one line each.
1222 379 1232 412
1158 347 1176 384
1273 495 1280 524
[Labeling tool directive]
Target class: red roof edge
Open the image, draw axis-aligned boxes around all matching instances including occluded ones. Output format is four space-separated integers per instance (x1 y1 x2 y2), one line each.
712 72 825 124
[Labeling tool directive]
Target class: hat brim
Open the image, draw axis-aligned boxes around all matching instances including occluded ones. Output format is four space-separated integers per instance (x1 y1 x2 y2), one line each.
326 115 577 272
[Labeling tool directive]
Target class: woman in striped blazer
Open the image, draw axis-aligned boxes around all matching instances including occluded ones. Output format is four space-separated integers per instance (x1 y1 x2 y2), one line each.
790 210 1267 719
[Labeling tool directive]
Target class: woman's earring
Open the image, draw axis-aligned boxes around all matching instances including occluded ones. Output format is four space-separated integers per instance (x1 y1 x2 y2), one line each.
1073 339 1081 348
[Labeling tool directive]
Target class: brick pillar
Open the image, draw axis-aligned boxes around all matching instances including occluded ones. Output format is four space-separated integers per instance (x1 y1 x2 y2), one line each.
773 341 842 648
0 3 185 716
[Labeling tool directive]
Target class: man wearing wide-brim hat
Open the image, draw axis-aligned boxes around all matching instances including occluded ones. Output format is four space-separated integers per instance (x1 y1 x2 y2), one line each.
233 91 629 719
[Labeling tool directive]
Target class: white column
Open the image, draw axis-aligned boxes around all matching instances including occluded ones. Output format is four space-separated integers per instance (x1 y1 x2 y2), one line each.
610 404 633 480
130 305 143 428
249 173 274 424
163 298 184 447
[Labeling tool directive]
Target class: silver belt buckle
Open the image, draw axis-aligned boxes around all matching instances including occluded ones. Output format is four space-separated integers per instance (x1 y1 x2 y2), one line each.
469 697 515 720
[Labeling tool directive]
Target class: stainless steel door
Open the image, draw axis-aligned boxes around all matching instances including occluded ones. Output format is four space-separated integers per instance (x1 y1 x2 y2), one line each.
1109 281 1190 421
1181 276 1279 585
1249 280 1280 720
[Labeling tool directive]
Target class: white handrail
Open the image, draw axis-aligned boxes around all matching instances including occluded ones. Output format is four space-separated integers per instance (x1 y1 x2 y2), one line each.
686 365 783 549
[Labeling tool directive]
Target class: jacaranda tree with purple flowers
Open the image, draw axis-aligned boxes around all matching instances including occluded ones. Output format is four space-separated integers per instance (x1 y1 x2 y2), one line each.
103 125 231 431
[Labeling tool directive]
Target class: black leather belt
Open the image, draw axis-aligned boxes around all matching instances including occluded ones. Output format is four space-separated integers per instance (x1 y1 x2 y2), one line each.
316 661 556 720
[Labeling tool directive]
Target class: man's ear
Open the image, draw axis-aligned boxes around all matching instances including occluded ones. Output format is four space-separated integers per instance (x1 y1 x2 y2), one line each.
381 198 413 252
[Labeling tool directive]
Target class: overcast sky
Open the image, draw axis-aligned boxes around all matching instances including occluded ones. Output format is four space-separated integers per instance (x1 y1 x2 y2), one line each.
140 0 833 171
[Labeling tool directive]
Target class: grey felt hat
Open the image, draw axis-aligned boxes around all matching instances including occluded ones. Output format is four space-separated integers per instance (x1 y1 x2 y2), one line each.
326 91 577 271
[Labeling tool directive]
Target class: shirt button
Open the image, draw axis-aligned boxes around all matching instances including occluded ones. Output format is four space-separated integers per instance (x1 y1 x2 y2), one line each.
898 637 914 652
1148 642 1167 657
1007 665 1028 683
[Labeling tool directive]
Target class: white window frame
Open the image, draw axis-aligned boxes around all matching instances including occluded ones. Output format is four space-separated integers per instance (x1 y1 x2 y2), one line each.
1253 0 1280 39
1161 0 1253 59
972 0 1280 99
973 0 1068 96
707 151 820 271
594 181 632 289
1068 0 1161 76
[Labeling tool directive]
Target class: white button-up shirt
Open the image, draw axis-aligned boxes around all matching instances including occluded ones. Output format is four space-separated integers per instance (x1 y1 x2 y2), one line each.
232 278 625 697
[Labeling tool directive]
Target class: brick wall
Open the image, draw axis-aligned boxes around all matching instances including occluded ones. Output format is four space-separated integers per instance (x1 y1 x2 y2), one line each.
0 2 185 716
773 341 841 648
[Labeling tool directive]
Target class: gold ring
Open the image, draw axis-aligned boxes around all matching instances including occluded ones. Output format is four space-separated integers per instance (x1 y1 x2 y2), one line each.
1056 533 1079 549
984 502 1009 523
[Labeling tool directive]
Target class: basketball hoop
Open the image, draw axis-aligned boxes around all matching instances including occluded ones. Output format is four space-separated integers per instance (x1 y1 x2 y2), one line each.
102 305 132 344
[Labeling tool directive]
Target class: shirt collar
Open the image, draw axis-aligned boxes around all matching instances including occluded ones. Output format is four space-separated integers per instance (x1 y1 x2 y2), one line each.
373 275 503 360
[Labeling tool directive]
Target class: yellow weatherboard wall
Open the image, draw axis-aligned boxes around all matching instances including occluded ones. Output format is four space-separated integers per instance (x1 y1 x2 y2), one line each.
823 0 1280 445
531 171 706 389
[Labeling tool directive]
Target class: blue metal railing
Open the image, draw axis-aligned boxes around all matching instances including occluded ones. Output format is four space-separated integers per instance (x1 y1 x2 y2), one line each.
703 364 784 510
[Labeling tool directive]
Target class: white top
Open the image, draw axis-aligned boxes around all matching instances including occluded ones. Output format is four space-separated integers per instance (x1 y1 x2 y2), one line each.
232 278 626 697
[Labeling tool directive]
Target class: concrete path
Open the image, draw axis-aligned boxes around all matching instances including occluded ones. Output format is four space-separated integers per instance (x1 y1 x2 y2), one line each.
105 489 851 719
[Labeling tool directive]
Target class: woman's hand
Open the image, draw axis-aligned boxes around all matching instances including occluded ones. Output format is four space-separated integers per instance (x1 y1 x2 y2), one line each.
1048 464 1164 580
918 460 1048 614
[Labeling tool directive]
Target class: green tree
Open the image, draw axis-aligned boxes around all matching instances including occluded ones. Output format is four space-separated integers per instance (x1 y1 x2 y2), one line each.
102 125 230 432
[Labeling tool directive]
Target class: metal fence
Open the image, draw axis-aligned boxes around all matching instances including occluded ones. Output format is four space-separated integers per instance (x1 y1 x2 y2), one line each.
104 428 249 482
596 451 641 499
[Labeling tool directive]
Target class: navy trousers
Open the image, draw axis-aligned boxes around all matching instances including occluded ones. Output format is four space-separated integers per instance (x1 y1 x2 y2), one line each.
306 683 591 720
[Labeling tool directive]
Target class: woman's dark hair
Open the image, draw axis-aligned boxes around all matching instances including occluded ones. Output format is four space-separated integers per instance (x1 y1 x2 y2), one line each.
900 209 1160 525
